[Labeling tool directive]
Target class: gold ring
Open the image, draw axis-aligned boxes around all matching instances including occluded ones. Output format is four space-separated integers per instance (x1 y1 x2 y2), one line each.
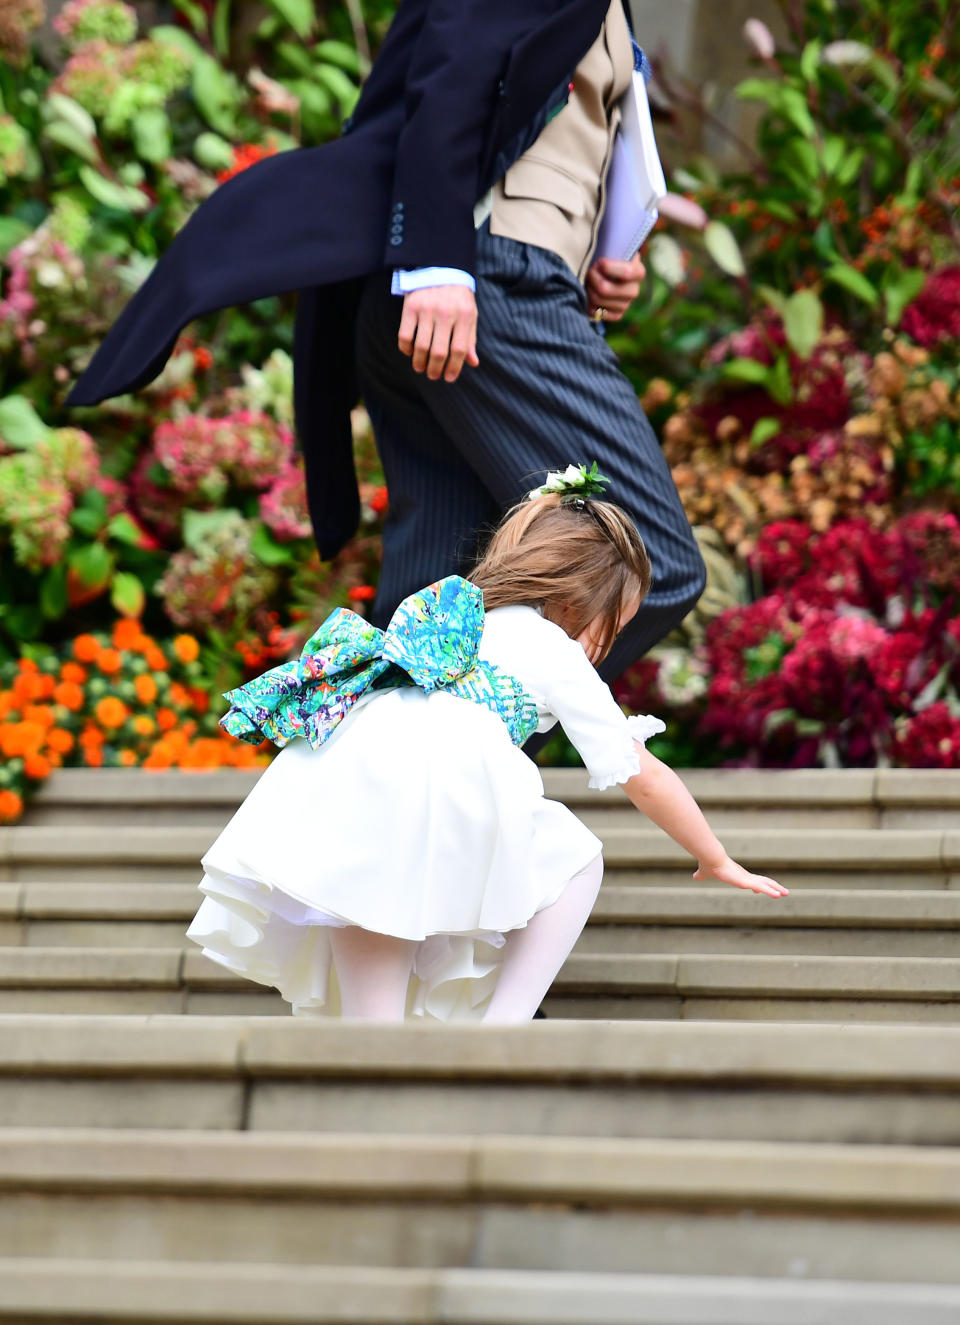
591 307 607 324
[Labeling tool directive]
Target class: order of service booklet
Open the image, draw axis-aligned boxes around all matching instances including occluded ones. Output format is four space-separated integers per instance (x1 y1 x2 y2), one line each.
595 69 667 261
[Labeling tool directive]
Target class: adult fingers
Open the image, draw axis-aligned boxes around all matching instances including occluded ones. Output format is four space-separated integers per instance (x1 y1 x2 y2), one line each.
397 297 419 358
425 314 454 380
444 312 477 383
411 312 435 374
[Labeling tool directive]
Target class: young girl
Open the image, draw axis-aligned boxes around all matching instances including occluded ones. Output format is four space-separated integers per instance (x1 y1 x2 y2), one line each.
188 466 786 1022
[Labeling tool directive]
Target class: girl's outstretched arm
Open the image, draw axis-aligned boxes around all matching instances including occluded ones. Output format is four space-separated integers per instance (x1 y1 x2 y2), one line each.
623 746 788 899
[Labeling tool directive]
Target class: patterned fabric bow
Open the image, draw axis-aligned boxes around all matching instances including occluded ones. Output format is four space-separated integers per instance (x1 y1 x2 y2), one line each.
220 576 540 751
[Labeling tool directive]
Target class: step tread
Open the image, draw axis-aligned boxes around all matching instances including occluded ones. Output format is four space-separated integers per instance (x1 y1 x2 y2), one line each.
4 885 959 928
2 1016 958 1083
3 825 959 869
1 1261 959 1325
1 1129 958 1209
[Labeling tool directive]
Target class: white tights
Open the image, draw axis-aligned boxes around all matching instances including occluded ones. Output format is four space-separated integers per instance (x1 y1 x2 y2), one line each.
328 854 604 1023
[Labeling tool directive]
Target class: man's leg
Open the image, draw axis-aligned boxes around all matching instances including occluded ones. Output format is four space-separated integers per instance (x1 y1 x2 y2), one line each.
405 228 706 678
355 272 501 627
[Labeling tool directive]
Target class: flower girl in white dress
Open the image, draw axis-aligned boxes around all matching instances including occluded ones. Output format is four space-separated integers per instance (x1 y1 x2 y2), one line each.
187 465 786 1022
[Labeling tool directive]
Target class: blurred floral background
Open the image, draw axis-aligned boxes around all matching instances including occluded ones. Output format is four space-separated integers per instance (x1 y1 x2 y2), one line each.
1 0 959 819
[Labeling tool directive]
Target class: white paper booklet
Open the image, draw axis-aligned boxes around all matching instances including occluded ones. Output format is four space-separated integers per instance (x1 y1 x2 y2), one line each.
596 69 667 261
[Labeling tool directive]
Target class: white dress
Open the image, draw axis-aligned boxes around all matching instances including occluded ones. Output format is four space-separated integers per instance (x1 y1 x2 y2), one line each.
187 605 664 1019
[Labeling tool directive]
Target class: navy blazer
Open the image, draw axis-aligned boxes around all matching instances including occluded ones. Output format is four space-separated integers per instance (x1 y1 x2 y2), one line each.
69 0 615 557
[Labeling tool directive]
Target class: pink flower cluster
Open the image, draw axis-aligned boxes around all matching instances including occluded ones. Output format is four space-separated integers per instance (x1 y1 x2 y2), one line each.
901 266 960 348
132 411 295 536
0 230 86 370
259 461 312 542
699 514 960 767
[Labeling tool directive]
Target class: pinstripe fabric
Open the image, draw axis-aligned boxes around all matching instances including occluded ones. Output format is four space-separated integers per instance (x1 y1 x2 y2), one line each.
354 223 706 684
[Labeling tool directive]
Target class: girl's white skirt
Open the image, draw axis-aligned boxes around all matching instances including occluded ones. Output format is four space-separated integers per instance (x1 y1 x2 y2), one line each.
187 687 603 1020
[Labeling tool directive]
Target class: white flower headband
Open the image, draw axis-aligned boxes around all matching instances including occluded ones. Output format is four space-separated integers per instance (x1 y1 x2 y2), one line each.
526 462 610 505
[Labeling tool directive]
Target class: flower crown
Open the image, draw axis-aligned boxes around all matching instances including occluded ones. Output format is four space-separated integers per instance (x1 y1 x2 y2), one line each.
526 462 610 505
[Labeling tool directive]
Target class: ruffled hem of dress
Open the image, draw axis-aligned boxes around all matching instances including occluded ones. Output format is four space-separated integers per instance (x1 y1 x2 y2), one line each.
186 865 567 1022
586 713 666 791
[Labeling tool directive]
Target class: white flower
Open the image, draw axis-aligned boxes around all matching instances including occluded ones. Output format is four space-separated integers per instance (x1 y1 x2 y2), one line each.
822 40 873 67
528 464 586 500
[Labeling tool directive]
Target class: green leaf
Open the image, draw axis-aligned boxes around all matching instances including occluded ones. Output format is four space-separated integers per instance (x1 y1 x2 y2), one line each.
800 39 823 83
193 131 235 172
267 0 316 38
45 93 97 141
132 107 172 165
40 563 68 621
251 521 295 567
914 75 956 106
778 87 816 139
43 121 100 165
69 506 107 537
171 0 207 34
150 25 204 64
0 396 51 450
720 357 771 385
757 285 788 317
312 63 360 115
110 572 146 618
0 218 31 258
68 542 114 589
703 221 746 277
821 134 845 176
182 508 241 551
833 147 864 186
735 77 783 107
825 262 879 306
782 137 819 183
212 0 232 57
867 55 900 95
78 165 150 214
107 513 145 546
647 234 686 287
314 40 361 74
782 289 824 359
192 54 241 135
750 417 781 448
768 353 794 406
277 40 314 76
0 605 42 643
883 267 926 328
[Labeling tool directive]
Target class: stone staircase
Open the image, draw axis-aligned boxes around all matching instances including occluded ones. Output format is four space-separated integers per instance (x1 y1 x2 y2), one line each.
0 768 958 1322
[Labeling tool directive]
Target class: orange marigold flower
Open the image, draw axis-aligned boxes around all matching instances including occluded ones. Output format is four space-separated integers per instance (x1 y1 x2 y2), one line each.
35 674 56 700
22 705 56 730
0 721 47 757
0 691 15 718
168 682 191 708
0 790 24 823
97 648 123 676
118 750 137 767
73 635 101 663
80 722 105 747
83 748 104 768
95 697 129 729
112 620 143 650
189 687 210 715
172 634 200 664
46 728 75 755
145 647 168 671
60 662 87 684
132 715 155 738
12 673 44 704
156 707 178 732
18 658 38 674
24 753 52 780
134 675 158 705
193 347 213 371
53 682 85 712
143 743 174 769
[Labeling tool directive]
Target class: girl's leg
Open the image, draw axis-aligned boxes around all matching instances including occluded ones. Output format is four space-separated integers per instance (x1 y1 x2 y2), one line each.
329 925 418 1021
483 855 604 1024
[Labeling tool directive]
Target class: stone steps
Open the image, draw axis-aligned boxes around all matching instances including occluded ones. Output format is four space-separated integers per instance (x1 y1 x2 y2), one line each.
4 1262 960 1325
3 884 958 957
3 1127 960 1283
2 1016 959 1145
2 946 958 1021
2 824 957 888
25 767 960 830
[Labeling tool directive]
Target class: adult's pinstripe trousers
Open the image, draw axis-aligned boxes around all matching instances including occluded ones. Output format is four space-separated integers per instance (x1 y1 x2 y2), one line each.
354 222 706 684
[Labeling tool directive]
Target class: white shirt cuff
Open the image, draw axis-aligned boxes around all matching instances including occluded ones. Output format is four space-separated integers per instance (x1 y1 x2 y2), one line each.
391 267 477 295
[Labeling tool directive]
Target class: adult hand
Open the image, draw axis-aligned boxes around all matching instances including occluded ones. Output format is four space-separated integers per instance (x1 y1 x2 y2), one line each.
398 285 480 383
585 253 646 322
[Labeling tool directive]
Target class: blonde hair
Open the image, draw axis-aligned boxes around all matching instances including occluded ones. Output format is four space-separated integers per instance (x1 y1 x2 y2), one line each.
470 493 652 662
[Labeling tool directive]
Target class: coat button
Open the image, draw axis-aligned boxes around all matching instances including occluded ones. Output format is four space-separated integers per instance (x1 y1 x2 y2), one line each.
390 235 403 246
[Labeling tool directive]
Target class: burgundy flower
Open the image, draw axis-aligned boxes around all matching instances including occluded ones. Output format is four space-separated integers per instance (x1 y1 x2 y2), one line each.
893 702 960 768
901 267 960 348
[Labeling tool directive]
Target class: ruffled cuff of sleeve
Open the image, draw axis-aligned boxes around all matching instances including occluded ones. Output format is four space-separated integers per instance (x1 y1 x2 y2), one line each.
586 714 667 791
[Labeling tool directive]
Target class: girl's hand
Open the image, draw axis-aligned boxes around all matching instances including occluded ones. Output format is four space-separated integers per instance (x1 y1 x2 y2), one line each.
693 854 788 898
